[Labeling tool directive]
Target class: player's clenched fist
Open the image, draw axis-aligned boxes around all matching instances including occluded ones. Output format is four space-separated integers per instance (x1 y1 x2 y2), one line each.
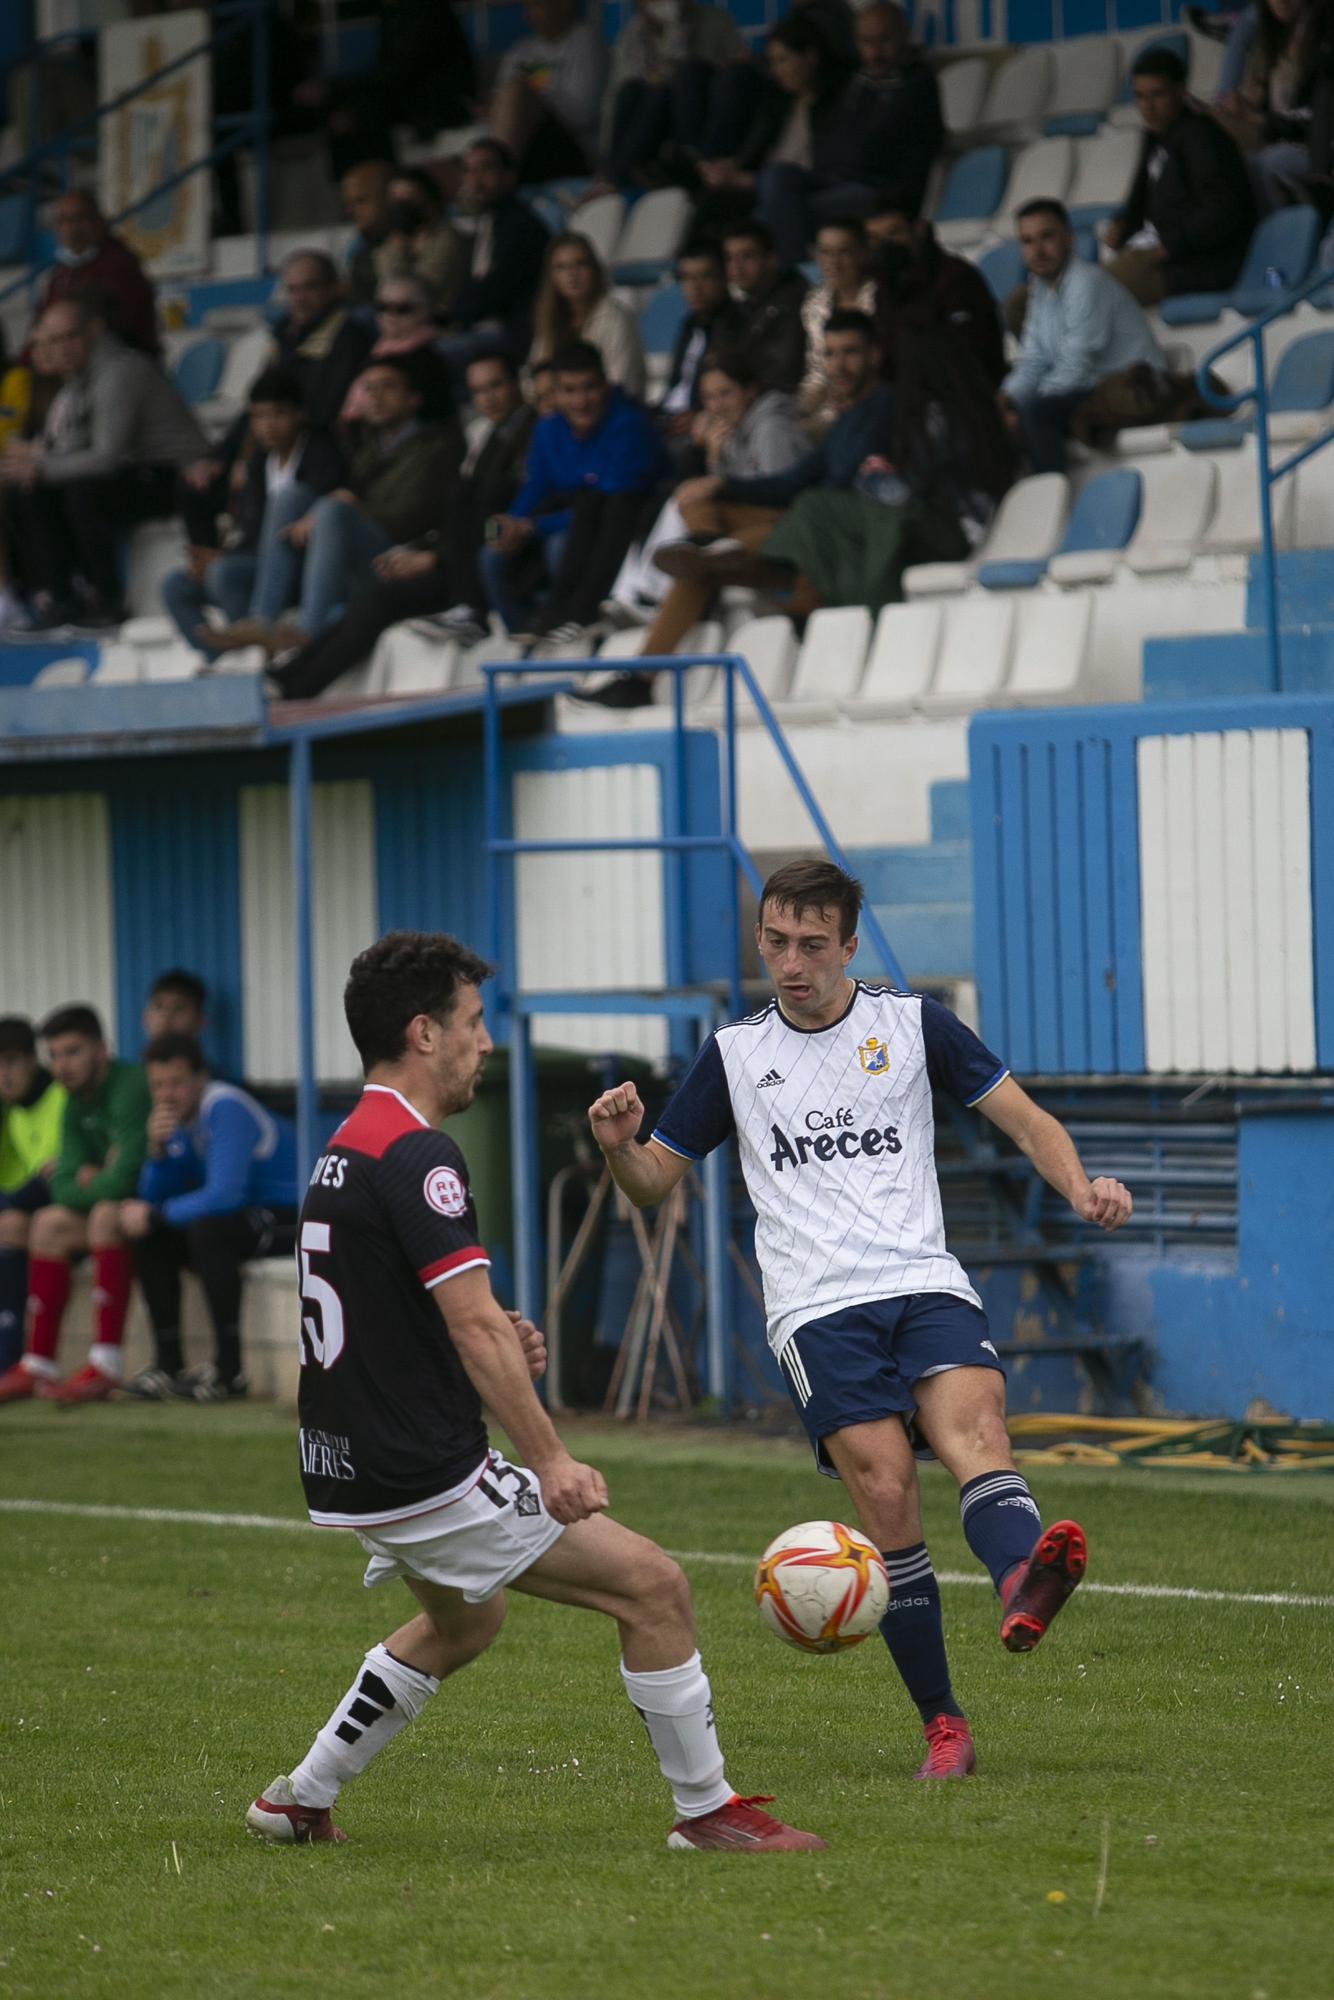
1073 1176 1133 1232
588 1081 645 1151
538 1451 610 1524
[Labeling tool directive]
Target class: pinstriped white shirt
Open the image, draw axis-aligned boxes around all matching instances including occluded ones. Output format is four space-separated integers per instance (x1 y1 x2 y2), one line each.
654 983 1008 1359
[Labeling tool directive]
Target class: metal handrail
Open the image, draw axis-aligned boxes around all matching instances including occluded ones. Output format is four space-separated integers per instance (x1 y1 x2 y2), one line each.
1197 260 1334 686
0 0 270 310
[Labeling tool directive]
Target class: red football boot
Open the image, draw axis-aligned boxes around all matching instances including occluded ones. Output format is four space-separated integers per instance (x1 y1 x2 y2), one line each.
1000 1519 1088 1654
0 1362 42 1403
913 1714 977 1781
246 1776 348 1845
667 1795 827 1851
46 1364 118 1405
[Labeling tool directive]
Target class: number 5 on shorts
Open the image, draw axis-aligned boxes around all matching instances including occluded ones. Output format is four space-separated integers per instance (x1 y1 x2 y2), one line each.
299 1221 345 1369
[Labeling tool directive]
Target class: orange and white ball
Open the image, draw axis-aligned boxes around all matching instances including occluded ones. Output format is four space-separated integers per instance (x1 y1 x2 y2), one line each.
754 1521 890 1654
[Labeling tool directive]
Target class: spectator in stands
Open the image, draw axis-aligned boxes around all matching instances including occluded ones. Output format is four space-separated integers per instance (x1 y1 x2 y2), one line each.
1002 199 1168 473
488 0 609 183
529 233 648 398
869 201 1006 392
0 297 205 634
596 0 747 188
0 1005 150 1407
637 309 895 654
209 354 462 658
342 161 396 307
116 1033 298 1403
481 340 669 645
0 1018 66 1373
1211 0 1334 207
269 351 537 697
800 218 878 429
143 970 208 1044
341 277 456 435
164 370 344 661
299 0 479 180
851 4 944 217
720 323 1014 618
374 169 468 316
30 189 159 359
722 220 809 395
438 141 553 381
659 244 743 436
1105 47 1259 304
531 359 559 417
587 348 809 700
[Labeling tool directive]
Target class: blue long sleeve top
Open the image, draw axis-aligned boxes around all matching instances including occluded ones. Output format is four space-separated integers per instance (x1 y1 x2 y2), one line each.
509 387 670 538
719 384 897 511
139 1083 298 1227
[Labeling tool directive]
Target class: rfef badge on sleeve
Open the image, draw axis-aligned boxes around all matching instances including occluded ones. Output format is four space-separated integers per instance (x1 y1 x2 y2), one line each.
857 1036 890 1076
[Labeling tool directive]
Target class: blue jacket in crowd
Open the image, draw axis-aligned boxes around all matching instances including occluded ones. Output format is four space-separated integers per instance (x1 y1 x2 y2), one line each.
510 387 670 539
139 1083 298 1227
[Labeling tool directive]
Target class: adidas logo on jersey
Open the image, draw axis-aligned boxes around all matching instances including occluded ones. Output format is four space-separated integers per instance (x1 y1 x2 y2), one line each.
768 1121 902 1171
756 1069 784 1088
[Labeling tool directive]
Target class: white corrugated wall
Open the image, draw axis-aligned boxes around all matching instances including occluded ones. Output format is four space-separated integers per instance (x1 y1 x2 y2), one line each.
1138 729 1316 1073
0 792 117 1034
515 764 667 1061
238 781 377 1081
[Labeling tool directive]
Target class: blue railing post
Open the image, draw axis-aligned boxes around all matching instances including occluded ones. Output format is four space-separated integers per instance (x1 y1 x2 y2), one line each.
1250 325 1283 689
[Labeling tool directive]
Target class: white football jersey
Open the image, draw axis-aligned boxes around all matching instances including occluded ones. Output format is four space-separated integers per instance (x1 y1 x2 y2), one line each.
653 982 1009 1357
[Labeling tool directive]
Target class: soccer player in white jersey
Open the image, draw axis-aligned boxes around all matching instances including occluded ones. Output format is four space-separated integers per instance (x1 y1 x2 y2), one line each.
589 862 1132 1781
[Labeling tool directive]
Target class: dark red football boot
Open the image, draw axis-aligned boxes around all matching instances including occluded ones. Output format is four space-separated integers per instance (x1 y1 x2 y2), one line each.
1000 1520 1088 1654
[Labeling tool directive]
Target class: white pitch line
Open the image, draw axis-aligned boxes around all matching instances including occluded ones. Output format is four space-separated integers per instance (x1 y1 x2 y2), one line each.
3 1497 1333 1610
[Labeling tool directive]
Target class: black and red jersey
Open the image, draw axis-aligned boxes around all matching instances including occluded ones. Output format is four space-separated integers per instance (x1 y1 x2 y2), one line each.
295 1084 492 1526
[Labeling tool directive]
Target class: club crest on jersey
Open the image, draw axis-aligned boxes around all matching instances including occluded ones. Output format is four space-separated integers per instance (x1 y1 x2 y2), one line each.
424 1165 467 1217
857 1036 890 1076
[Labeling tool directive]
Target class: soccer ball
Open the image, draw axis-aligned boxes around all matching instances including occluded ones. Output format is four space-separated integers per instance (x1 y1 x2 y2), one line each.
754 1521 889 1654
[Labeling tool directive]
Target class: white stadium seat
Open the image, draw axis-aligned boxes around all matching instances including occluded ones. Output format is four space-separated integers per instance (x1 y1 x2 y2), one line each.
1293 445 1334 548
1001 136 1074 225
378 626 458 698
613 188 692 272
788 606 873 703
918 594 1016 712
1002 590 1094 704
1066 128 1141 223
976 47 1052 140
724 615 798 705
1125 457 1219 576
1044 35 1120 131
939 56 990 136
904 474 1070 597
572 193 626 268
1197 447 1296 559
854 601 944 712
32 656 90 688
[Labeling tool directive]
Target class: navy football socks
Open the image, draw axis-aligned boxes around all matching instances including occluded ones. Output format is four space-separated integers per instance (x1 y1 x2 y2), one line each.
879 1543 965 1723
959 1470 1043 1594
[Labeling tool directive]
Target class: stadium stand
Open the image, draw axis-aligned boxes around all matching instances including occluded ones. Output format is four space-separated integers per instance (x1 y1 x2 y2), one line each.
0 1 1331 1424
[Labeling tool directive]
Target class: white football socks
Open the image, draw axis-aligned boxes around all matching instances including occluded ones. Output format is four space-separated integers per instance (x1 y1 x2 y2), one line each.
289 1643 440 1808
620 1651 732 1820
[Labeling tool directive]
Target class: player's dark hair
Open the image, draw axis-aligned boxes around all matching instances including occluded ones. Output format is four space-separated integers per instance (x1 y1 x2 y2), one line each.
550 338 605 379
465 347 520 384
723 217 776 256
344 931 496 1072
149 968 208 1011
1015 197 1071 229
40 1003 104 1043
698 348 759 391
466 136 516 175
759 861 864 945
816 216 867 244
0 1015 37 1057
1131 44 1187 84
677 240 724 272
143 1032 208 1072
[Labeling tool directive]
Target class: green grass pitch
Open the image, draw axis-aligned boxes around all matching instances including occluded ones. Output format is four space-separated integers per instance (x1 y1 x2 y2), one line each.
3 1402 1332 2000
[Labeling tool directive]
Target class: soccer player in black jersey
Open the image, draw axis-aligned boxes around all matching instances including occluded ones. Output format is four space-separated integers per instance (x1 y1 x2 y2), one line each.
248 931 824 1852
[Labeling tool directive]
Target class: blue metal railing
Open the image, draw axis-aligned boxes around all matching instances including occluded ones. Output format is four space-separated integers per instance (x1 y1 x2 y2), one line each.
480 652 910 1401
0 0 271 310
1198 265 1334 685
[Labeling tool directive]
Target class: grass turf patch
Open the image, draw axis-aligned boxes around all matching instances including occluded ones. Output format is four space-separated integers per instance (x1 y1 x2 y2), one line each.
2 1403 1332 2000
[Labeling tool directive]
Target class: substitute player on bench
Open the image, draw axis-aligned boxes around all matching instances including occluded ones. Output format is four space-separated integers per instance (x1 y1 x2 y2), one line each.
248 930 824 1851
589 861 1132 1782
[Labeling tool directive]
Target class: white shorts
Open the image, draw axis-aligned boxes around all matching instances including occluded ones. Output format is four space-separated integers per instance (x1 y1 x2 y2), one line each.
355 1451 564 1603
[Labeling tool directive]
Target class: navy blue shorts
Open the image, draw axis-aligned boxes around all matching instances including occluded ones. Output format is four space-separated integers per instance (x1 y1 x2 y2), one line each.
778 1293 1005 1478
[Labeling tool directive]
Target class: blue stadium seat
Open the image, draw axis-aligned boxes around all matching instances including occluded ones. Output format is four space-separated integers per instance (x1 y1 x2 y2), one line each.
933 145 1007 229
0 192 32 265
170 337 227 406
1180 329 1334 449
979 467 1141 588
977 238 1023 303
639 283 688 358
1161 206 1322 326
